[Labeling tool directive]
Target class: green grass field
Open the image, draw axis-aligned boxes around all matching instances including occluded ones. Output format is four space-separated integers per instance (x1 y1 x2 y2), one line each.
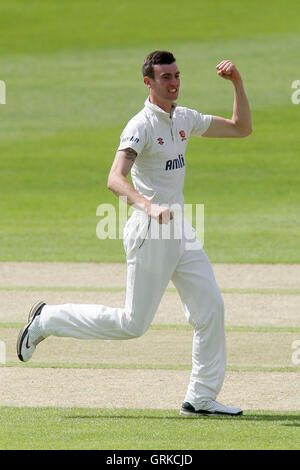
0 0 300 452
0 0 299 262
1 407 299 450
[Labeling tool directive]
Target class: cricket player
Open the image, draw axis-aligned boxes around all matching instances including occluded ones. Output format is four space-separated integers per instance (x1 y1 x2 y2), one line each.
17 51 252 416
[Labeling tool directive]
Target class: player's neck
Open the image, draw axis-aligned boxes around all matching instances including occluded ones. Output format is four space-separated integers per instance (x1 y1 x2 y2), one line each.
149 95 174 115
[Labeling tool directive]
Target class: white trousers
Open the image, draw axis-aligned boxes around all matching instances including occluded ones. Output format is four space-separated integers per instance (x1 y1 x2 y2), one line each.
40 212 226 407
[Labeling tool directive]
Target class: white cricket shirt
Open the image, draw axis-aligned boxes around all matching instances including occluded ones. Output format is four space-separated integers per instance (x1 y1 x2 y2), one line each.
117 97 212 209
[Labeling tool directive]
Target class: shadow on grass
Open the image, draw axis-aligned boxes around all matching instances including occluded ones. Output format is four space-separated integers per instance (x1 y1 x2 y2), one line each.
64 413 300 424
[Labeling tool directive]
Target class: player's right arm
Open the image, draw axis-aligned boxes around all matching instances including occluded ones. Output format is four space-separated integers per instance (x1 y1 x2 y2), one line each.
107 148 172 224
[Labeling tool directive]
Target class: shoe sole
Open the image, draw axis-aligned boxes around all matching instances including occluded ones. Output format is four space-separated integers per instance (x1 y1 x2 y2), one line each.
16 301 45 362
180 409 243 417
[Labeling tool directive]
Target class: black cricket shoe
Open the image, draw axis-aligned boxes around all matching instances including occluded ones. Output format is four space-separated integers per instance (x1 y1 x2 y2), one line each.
17 301 46 362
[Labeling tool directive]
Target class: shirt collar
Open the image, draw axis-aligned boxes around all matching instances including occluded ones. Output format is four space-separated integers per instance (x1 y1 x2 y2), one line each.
144 97 177 118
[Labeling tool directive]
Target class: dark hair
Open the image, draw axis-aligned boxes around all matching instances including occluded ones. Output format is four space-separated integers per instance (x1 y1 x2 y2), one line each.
142 50 176 79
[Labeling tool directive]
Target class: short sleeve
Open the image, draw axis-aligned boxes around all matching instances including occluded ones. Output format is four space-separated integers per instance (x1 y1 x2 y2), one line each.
117 117 147 155
188 109 212 137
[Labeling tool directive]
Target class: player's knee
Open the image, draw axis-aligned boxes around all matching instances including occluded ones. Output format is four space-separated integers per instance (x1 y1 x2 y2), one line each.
122 307 153 339
126 328 146 339
125 320 149 339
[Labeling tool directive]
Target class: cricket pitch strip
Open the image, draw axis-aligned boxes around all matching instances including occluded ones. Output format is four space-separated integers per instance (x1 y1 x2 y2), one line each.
1 262 299 411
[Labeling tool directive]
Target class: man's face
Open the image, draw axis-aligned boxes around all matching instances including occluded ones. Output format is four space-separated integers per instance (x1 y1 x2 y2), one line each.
145 62 181 104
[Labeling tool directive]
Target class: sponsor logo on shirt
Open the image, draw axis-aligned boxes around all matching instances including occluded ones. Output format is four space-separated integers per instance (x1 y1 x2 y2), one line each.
157 137 164 145
121 136 140 144
165 154 185 171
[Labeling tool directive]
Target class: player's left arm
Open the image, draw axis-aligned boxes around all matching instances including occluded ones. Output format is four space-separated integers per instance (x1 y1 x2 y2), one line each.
202 60 252 138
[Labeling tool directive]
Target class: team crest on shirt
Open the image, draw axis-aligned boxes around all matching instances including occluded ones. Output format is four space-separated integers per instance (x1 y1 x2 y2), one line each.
157 137 164 145
179 130 186 141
